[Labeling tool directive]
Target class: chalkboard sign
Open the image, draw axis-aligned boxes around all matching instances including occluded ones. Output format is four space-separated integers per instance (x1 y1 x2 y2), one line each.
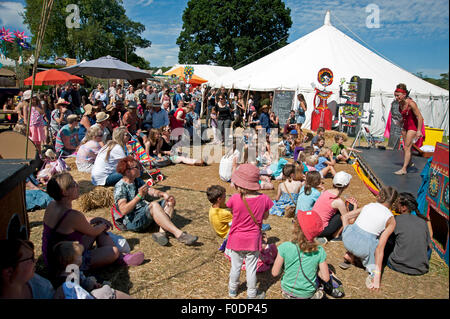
272 90 295 129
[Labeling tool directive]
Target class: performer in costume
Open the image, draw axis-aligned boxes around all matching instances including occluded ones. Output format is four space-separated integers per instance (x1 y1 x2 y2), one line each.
311 68 333 131
393 83 425 175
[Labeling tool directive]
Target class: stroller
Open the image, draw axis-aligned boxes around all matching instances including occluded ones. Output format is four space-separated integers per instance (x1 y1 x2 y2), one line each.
127 134 164 186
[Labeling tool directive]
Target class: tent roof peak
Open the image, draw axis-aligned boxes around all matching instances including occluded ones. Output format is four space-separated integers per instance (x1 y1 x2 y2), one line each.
324 10 331 26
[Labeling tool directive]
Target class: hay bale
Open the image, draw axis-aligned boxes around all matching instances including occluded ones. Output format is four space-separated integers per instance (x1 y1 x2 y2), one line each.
77 186 114 212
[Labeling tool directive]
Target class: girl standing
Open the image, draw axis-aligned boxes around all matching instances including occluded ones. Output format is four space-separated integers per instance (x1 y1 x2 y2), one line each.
226 164 273 299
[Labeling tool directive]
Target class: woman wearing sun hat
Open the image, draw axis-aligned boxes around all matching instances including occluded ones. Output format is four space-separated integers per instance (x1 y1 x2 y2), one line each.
55 114 80 156
78 104 97 142
225 163 273 299
50 98 73 139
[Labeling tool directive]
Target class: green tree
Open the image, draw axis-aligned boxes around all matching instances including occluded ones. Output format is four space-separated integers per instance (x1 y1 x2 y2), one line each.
176 0 292 67
416 72 449 91
22 0 151 69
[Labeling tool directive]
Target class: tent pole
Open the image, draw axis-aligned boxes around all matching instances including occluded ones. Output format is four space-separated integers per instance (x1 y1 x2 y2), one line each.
25 0 54 160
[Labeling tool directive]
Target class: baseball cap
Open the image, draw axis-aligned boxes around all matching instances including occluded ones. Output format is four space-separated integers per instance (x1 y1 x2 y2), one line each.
333 171 352 187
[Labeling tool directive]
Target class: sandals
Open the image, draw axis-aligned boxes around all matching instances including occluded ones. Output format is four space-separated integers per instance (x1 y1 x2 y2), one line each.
330 287 345 298
394 170 407 175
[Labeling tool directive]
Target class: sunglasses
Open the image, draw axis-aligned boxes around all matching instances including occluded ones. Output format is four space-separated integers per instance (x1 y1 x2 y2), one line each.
17 253 36 264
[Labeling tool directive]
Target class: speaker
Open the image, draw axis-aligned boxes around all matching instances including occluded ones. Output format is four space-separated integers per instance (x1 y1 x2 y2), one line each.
357 78 372 103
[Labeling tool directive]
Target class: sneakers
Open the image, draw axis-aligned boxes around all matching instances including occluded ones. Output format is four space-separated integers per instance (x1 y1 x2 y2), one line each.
177 232 198 245
120 252 145 266
339 261 352 270
152 232 169 246
229 289 238 298
315 237 328 245
247 290 266 299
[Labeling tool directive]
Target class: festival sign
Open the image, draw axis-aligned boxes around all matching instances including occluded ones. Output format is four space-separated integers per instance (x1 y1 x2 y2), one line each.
272 90 295 127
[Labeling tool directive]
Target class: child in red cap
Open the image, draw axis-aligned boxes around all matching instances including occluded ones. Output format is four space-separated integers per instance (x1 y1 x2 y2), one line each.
271 210 344 299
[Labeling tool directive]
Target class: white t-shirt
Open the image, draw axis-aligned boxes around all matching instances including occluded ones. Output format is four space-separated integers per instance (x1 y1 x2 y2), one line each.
91 144 126 185
355 202 393 236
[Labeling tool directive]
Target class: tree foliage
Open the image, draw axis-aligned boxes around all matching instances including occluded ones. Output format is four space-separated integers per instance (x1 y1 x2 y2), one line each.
416 72 449 91
176 0 292 67
22 0 151 69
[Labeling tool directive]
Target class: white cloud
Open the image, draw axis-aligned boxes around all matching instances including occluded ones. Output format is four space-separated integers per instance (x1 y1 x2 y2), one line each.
285 0 449 41
136 0 154 7
0 1 28 33
136 44 179 67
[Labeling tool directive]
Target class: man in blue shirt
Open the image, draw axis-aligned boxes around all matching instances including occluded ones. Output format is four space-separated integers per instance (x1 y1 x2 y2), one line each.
151 101 169 129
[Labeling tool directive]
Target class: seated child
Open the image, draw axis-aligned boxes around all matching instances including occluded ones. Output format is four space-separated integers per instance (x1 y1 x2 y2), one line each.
310 127 325 147
315 147 337 178
305 155 318 172
53 241 132 299
271 210 344 299
385 192 431 275
331 135 361 163
269 164 302 217
313 136 325 155
292 137 304 162
294 171 324 217
37 149 68 185
206 185 233 240
225 232 278 273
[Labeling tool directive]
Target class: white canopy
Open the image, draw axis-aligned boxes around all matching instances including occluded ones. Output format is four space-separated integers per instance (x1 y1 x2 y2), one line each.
209 11 449 136
165 64 234 84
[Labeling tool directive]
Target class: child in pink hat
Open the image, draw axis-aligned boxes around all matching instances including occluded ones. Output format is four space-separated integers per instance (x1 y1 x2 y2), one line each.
226 164 273 299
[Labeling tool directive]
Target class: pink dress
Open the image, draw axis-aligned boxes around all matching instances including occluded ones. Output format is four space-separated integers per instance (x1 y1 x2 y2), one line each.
29 106 46 143
312 190 338 228
225 193 273 252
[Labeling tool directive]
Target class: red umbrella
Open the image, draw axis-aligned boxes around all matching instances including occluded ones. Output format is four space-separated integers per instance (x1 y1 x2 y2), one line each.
24 69 84 86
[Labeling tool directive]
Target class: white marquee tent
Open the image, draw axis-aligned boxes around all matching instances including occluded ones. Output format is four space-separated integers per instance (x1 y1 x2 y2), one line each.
209 11 449 137
165 64 234 84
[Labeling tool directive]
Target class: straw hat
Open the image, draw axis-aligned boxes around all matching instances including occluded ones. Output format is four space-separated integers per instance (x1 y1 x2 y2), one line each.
23 90 32 101
106 104 116 112
56 98 70 106
83 104 94 116
96 111 110 123
260 104 270 112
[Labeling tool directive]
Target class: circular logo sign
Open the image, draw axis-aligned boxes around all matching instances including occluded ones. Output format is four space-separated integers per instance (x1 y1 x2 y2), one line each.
318 68 333 86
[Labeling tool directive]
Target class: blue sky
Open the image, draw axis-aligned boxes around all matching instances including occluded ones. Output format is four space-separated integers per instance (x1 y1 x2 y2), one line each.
1 0 448 78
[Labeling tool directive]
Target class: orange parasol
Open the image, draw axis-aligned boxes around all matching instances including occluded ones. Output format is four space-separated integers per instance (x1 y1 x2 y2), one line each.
24 69 84 86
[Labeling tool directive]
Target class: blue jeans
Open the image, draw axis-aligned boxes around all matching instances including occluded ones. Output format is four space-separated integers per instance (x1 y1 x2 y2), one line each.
105 173 123 187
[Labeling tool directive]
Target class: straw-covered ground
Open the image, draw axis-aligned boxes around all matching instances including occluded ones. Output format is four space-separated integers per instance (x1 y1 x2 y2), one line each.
27 132 449 299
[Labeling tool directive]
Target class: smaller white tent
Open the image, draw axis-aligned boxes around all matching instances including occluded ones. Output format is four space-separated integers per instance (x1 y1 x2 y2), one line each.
165 64 234 85
209 11 449 136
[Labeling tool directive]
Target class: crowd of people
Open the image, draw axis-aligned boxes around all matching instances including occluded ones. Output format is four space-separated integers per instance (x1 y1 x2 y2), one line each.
0 81 433 299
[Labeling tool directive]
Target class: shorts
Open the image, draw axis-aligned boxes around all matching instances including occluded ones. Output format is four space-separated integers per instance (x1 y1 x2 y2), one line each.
342 223 378 273
123 199 166 233
123 203 153 232
296 114 305 124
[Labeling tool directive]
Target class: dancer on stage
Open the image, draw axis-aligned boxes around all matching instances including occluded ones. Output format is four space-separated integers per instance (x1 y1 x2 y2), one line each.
394 84 424 175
